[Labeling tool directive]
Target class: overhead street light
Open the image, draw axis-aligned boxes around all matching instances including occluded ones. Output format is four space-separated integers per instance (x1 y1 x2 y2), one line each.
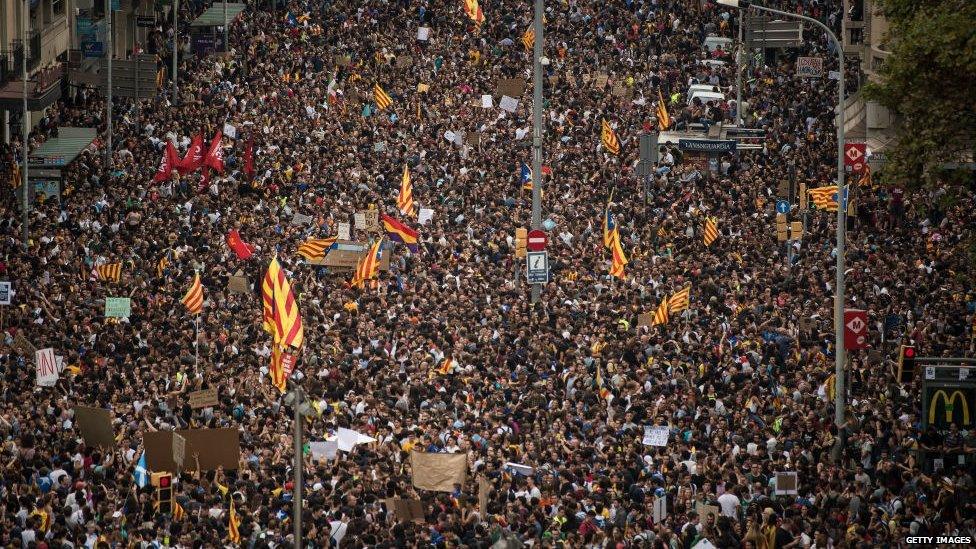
719 0 848 461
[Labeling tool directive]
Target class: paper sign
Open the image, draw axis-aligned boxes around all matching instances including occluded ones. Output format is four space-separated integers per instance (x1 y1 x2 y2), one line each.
172 433 186 470
337 427 376 452
503 462 534 476
417 83 430 93
310 440 339 460
364 210 380 232
696 503 721 521
611 83 626 97
418 208 434 225
374 142 386 152
354 212 367 229
0 281 10 305
417 27 431 41
12 333 35 355
653 495 667 523
410 452 467 492
385 498 425 522
227 273 250 294
481 94 493 108
594 73 609 88
73 406 115 449
291 213 313 226
444 130 457 143
104 297 132 318
337 222 351 241
188 387 219 409
499 95 519 113
642 426 670 446
774 471 798 495
222 123 237 139
828 70 841 80
36 348 58 387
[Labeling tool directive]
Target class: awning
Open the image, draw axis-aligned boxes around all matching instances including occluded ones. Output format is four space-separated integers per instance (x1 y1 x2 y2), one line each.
190 3 247 27
28 127 98 169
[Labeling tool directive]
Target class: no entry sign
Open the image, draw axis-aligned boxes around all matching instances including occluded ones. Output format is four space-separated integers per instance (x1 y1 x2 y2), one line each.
526 229 547 252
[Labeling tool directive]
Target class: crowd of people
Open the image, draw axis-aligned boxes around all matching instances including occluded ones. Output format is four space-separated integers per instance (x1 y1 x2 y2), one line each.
1 0 975 546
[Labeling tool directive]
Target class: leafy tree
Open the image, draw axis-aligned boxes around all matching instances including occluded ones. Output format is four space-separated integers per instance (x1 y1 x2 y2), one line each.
863 0 976 186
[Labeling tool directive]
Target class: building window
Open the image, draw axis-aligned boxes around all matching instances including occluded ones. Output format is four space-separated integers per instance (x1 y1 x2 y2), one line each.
53 0 65 16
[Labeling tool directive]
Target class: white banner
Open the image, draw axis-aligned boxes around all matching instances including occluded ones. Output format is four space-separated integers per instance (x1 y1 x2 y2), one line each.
35 348 58 387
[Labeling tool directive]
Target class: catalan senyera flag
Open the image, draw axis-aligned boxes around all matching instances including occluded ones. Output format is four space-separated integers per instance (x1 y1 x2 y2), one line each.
521 27 535 51
808 186 839 212
462 0 485 25
668 285 692 314
352 239 384 288
381 214 419 253
95 262 122 283
520 163 533 192
227 499 241 544
374 84 393 111
397 165 416 216
157 252 171 278
271 262 304 350
609 229 628 279
437 357 455 375
181 273 204 315
270 343 287 393
261 260 278 338
601 119 620 155
297 237 337 261
651 298 669 326
173 501 186 521
703 217 719 246
656 89 671 130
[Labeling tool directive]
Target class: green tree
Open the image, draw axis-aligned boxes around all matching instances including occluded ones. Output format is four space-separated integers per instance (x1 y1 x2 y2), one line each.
863 0 976 186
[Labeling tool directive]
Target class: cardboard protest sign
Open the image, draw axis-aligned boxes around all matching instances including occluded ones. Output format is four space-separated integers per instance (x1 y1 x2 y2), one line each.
594 73 609 89
227 272 251 294
418 209 434 226
410 452 467 492
637 313 653 327
12 333 36 355
495 78 526 98
364 210 380 233
290 213 313 226
384 498 425 522
144 428 240 472
696 503 721 522
73 406 115 449
36 348 58 387
172 433 186 470
337 223 351 241
774 472 798 495
417 83 430 93
478 475 490 514
188 387 219 409
642 426 670 446
104 297 132 318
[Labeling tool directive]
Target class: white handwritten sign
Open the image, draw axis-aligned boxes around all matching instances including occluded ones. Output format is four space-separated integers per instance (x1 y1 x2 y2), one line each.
35 348 59 387
642 426 670 447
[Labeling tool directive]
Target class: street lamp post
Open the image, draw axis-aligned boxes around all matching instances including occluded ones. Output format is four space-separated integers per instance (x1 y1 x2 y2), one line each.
21 0 29 252
530 0 544 305
718 0 847 459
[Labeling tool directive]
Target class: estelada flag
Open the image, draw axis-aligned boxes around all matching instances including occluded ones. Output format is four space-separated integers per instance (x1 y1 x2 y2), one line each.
178 133 204 174
226 229 255 260
153 141 179 183
204 131 225 173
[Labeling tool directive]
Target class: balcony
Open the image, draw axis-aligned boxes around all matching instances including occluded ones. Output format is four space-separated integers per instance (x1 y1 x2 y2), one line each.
0 61 64 111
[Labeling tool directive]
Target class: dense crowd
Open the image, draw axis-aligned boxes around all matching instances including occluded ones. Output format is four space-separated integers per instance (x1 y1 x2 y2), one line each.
1 0 975 547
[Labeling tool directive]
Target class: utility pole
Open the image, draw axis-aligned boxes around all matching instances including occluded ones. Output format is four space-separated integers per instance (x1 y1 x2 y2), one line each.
292 383 303 547
105 0 113 169
529 0 544 305
172 0 178 105
21 0 29 252
735 13 744 125
223 0 228 52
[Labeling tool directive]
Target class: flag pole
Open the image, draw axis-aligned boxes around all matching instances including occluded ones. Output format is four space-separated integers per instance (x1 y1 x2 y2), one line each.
194 314 199 371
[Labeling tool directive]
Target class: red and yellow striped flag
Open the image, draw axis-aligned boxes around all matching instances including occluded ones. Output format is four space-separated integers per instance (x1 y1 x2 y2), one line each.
95 262 122 283
656 89 671 130
374 83 393 110
262 258 304 348
703 217 719 246
297 237 337 261
352 239 384 289
601 119 620 155
608 229 628 279
521 27 535 51
227 499 241 544
437 357 455 375
668 285 692 314
180 273 204 315
651 298 669 326
462 0 485 25
808 186 839 212
398 165 416 216
173 501 186 521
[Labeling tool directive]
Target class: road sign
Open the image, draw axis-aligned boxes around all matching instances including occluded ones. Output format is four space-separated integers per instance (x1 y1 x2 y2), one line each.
844 309 868 350
744 17 803 49
775 200 790 214
0 281 10 305
81 41 104 58
526 229 547 252
172 433 186 470
844 143 866 172
526 251 549 284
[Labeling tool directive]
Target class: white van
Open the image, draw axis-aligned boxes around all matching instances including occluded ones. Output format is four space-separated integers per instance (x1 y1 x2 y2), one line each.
703 35 734 53
688 90 726 106
687 84 722 97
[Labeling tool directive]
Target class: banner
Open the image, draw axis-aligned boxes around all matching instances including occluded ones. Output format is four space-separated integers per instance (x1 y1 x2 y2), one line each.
411 452 467 492
36 348 58 386
73 406 116 448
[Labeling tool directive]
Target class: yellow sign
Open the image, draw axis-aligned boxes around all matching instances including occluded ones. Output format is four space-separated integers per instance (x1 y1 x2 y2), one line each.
929 390 971 425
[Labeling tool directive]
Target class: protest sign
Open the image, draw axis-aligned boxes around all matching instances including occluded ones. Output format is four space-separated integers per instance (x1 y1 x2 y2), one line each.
337 427 376 452
290 213 313 226
696 503 721 522
774 471 798 495
337 222 351 240
418 209 434 225
503 462 534 476
12 333 35 355
0 281 10 305
642 426 670 446
594 73 609 88
227 272 251 294
188 387 219 409
653 495 667 523
36 348 58 387
395 55 413 69
481 94 493 108
104 297 132 318
222 123 237 139
499 95 519 113
410 452 467 492
309 440 339 460
144 428 240 472
173 433 186 470
417 27 431 41
73 406 115 448
384 498 425 522
364 209 380 232
354 212 367 229
637 313 653 327
478 475 490 514
495 77 526 98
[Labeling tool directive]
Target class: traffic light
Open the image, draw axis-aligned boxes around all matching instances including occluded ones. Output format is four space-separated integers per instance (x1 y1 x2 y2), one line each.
515 228 527 259
151 472 173 514
897 345 917 383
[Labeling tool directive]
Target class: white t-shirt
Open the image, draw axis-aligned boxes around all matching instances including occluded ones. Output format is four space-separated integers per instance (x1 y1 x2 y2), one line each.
717 493 741 518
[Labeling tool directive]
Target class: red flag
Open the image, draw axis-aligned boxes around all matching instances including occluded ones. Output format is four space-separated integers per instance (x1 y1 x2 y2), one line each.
204 131 225 173
153 141 178 183
179 133 204 174
226 229 255 260
244 136 255 179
